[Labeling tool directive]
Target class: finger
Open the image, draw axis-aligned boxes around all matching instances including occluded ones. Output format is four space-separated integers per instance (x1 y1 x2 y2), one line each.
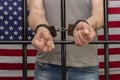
74 31 82 46
83 25 90 35
78 31 89 45
32 37 45 51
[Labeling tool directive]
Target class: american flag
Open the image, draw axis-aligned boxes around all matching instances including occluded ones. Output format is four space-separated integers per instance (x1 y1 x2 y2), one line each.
0 0 120 80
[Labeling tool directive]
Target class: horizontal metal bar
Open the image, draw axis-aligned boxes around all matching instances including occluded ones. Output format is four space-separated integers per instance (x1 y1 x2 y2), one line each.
0 41 120 44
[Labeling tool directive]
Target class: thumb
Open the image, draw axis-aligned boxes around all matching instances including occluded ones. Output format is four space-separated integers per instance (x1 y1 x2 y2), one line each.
83 26 90 35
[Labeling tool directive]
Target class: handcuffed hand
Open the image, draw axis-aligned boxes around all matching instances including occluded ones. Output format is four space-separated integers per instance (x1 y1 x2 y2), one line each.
32 27 55 52
73 21 96 46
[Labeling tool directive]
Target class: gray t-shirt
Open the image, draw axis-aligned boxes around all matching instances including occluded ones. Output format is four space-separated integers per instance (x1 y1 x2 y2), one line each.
36 0 99 67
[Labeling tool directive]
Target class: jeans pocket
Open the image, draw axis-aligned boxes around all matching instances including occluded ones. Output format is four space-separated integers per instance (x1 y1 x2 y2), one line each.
83 66 99 73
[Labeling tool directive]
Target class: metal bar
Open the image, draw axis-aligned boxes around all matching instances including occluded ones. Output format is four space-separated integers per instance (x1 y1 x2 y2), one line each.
0 41 120 44
61 0 66 80
22 0 27 80
103 0 109 80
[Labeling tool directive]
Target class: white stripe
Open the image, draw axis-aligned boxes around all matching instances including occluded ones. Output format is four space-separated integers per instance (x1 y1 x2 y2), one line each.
98 28 120 35
98 44 120 48
0 44 35 49
0 56 35 63
0 70 34 77
99 68 120 75
109 14 120 21
98 55 120 62
109 1 120 8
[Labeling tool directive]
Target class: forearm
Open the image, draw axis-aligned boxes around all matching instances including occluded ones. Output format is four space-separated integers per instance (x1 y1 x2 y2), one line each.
86 12 104 30
27 0 48 31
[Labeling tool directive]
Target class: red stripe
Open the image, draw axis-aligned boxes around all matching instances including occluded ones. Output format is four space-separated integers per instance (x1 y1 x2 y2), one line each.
99 61 120 68
100 74 120 80
0 49 37 56
98 48 120 55
108 21 120 28
0 77 33 80
98 35 120 40
0 63 35 70
108 8 120 14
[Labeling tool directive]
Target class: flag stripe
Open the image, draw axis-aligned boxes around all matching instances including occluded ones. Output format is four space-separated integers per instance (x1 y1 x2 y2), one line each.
100 74 120 80
108 21 120 28
98 35 120 40
98 48 120 55
0 77 33 80
0 49 37 56
0 63 35 70
108 8 120 14
99 61 120 68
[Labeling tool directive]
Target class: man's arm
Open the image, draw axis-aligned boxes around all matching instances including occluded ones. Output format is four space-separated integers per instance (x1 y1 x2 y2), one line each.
27 0 54 52
86 0 109 30
27 0 48 31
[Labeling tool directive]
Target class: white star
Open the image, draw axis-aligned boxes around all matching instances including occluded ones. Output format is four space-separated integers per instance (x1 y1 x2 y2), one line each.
14 21 18 25
28 36 32 40
4 20 9 25
9 16 13 20
4 1 8 6
32 32 35 35
0 26 4 30
14 31 18 35
0 35 4 40
0 6 3 10
18 7 22 11
18 16 22 20
18 36 22 40
28 27 31 31
13 11 17 15
4 11 8 15
19 26 22 30
9 36 13 40
8 6 13 10
13 2 17 6
5 31 9 35
0 16 4 20
9 26 13 30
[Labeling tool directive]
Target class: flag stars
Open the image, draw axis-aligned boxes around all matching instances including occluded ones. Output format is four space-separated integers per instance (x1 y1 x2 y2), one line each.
13 2 17 6
9 26 13 30
9 36 13 40
4 1 8 6
8 6 13 10
4 20 9 25
13 11 17 15
9 16 13 20
18 26 22 30
4 11 8 15
18 36 22 40
18 16 22 20
0 6 3 10
0 16 4 20
18 7 22 11
0 35 4 40
0 26 4 30
5 31 9 35
28 36 32 40
14 31 18 35
14 21 18 25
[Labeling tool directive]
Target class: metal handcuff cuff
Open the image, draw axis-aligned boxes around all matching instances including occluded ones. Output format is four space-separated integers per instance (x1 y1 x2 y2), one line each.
35 20 89 37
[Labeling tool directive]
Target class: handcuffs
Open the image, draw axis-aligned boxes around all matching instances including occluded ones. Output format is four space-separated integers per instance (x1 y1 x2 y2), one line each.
35 20 89 37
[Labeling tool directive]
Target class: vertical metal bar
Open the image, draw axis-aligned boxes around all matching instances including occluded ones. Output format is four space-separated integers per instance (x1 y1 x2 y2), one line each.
61 0 66 80
22 0 27 80
103 0 109 80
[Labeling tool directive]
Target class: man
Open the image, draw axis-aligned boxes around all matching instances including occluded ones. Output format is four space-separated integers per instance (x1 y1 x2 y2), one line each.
27 0 109 80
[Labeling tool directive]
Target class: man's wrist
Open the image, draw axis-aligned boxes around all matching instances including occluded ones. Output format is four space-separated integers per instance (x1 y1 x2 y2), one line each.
35 24 49 33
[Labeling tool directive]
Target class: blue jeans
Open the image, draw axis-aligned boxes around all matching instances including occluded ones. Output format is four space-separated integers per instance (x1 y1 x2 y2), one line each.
34 61 99 80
